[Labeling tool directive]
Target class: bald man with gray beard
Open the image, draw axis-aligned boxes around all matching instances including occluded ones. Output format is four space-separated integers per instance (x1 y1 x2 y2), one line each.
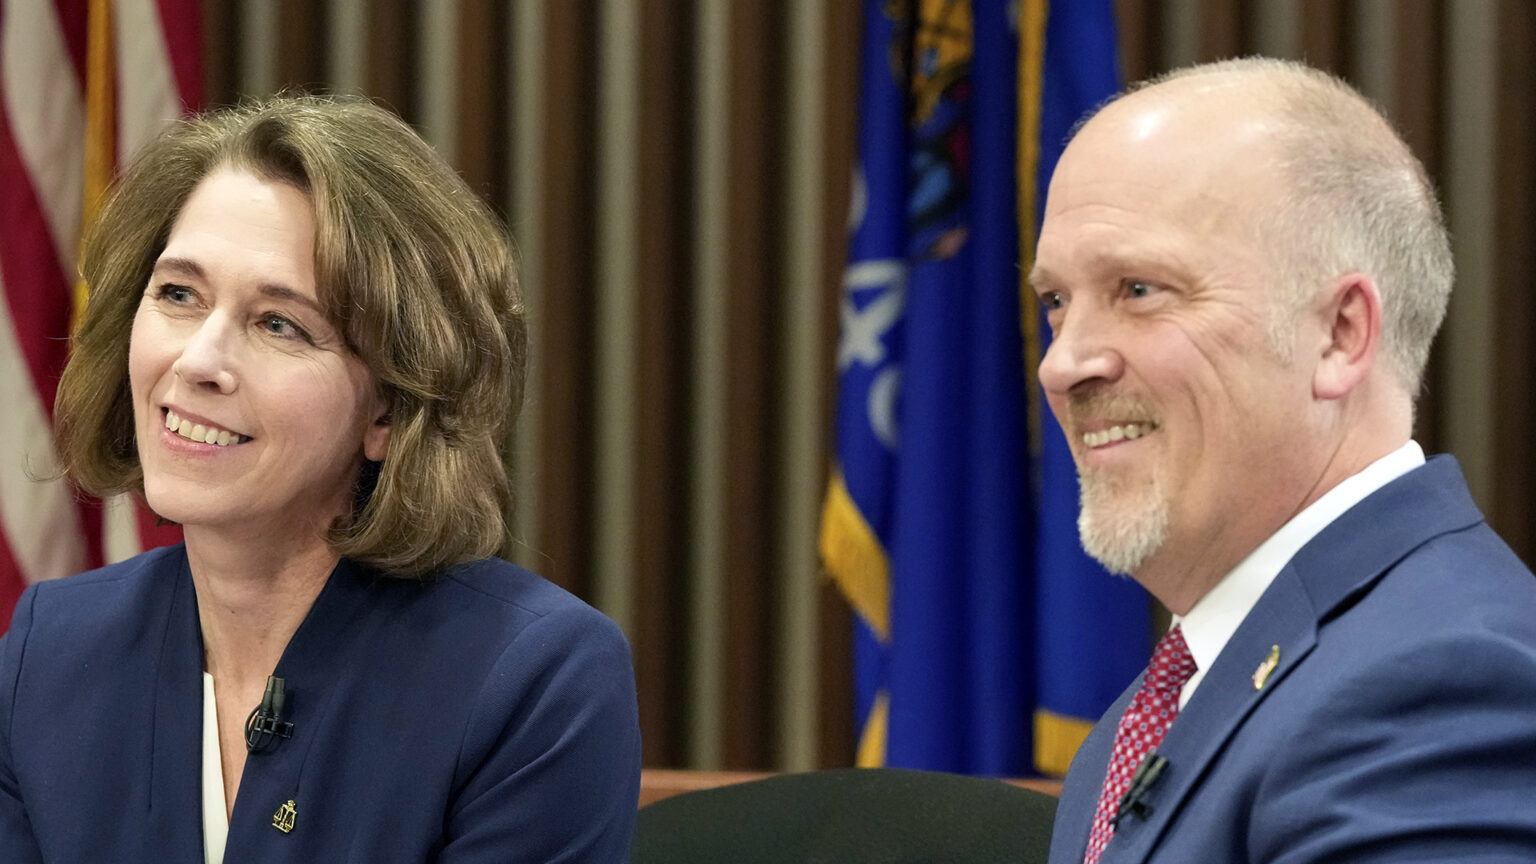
1031 57 1536 864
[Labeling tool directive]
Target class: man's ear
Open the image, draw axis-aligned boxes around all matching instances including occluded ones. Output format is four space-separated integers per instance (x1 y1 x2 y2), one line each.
364 398 392 462
1313 273 1382 400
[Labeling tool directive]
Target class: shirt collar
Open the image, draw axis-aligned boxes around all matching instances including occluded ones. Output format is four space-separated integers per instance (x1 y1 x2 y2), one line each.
1175 440 1426 694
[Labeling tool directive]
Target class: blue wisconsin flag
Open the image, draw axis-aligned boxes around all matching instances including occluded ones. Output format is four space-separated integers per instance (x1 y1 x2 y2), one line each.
820 0 1149 777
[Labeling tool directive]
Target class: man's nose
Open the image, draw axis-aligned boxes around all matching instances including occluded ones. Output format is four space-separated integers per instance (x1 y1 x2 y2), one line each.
171 314 239 393
1037 307 1123 396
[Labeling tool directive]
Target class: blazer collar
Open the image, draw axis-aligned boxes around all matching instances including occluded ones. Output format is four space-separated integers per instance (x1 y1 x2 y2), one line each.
145 550 388 851
1101 455 1482 862
146 548 204 857
224 556 385 848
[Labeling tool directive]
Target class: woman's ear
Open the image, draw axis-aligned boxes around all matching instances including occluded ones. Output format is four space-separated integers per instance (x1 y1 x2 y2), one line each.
1312 273 1383 401
364 400 391 462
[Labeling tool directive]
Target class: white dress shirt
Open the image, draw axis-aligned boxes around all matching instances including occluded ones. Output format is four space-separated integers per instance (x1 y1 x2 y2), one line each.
1174 440 1426 708
202 673 228 864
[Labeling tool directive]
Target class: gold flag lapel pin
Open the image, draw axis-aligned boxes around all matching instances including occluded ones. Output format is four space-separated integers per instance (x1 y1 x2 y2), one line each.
1252 645 1280 691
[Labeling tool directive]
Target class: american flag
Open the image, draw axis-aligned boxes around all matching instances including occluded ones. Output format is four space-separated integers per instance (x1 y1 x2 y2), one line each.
0 0 199 626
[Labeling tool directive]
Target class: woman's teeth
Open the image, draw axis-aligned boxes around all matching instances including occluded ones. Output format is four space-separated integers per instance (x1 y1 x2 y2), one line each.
165 410 248 446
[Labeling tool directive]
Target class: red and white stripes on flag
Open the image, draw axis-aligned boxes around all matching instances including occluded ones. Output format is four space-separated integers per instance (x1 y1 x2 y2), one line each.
0 0 199 626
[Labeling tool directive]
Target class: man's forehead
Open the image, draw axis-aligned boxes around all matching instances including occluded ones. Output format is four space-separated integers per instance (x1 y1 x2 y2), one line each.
1072 84 1281 163
1031 210 1220 288
1047 88 1287 231
1109 71 1283 124
1043 174 1265 238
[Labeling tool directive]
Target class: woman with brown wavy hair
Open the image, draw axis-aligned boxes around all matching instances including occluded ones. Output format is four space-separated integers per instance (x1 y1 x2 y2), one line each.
0 94 639 863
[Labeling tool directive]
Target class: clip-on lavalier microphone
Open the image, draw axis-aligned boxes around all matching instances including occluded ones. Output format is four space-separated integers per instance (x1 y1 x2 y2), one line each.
244 675 294 753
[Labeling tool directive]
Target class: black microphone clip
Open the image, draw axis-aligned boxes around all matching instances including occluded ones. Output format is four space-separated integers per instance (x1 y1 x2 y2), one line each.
1111 752 1169 827
244 675 294 754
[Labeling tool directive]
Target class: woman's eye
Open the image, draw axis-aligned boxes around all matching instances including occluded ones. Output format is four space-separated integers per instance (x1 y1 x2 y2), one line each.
260 313 311 343
155 284 195 303
1040 291 1064 310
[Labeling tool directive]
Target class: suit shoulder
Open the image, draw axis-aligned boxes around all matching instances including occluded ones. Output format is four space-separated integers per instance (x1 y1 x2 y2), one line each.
2 546 189 711
1368 522 1536 625
363 557 629 675
22 545 186 632
36 544 183 587
436 557 618 633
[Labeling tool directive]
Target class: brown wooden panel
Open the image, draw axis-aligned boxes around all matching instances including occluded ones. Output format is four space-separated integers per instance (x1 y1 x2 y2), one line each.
456 0 508 205
633 0 695 768
720 0 784 771
1394 0 1445 453
638 769 773 807
275 0 326 91
534 1 599 599
816 0 862 771
1298 0 1350 78
1492 0 1536 564
1390 0 1443 174
818 582 855 767
1198 0 1245 61
366 0 419 120
200 0 238 107
1116 0 1159 84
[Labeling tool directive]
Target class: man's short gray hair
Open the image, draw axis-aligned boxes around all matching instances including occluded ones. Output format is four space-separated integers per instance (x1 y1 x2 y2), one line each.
1147 57 1454 394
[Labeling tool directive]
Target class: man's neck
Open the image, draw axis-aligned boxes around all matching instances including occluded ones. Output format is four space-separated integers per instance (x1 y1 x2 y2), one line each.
1141 429 1412 616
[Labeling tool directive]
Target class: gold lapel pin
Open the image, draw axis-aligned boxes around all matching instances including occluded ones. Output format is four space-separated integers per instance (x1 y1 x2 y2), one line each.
1252 645 1280 690
273 799 297 834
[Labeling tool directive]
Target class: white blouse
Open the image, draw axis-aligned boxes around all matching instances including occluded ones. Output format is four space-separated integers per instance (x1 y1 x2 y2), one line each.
201 673 228 864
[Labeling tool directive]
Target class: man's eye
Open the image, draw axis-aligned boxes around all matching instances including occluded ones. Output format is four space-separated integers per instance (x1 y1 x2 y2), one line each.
1127 281 1155 298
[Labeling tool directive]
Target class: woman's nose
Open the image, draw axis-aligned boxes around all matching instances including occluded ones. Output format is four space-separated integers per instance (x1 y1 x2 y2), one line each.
171 314 239 393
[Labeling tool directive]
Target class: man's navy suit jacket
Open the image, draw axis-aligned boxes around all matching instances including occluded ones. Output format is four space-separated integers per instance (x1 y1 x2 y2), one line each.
0 547 641 862
1049 456 1536 863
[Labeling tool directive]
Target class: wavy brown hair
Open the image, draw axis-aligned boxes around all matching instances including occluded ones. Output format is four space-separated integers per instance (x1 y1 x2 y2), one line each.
54 94 526 578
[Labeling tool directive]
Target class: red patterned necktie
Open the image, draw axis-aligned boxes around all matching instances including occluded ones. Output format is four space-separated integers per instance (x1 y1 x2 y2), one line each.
1082 625 1197 864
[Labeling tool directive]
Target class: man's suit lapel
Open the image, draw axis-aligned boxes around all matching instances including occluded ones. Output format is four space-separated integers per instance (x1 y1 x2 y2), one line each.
1102 569 1318 862
1049 683 1135 862
1092 456 1483 863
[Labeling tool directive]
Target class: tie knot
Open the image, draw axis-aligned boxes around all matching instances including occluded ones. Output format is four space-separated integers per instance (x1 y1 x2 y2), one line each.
1147 625 1197 697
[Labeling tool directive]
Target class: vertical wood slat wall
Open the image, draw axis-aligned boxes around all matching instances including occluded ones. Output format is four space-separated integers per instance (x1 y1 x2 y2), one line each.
201 0 859 772
199 1 1534 771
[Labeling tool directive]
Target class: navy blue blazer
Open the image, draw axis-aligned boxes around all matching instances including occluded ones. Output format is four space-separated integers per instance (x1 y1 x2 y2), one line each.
1049 456 1536 863
0 546 641 863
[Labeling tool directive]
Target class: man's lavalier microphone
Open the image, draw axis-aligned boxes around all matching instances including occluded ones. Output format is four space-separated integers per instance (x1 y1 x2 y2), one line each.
1112 752 1169 827
244 675 294 753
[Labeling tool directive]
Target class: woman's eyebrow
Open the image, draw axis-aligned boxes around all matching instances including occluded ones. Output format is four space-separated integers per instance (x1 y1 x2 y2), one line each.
152 258 322 314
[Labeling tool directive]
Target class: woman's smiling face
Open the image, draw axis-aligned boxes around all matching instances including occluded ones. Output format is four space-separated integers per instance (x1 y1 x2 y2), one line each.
129 167 390 543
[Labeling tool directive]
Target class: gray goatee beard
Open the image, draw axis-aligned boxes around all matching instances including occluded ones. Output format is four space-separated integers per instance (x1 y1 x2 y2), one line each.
1077 469 1169 576
1065 388 1166 575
